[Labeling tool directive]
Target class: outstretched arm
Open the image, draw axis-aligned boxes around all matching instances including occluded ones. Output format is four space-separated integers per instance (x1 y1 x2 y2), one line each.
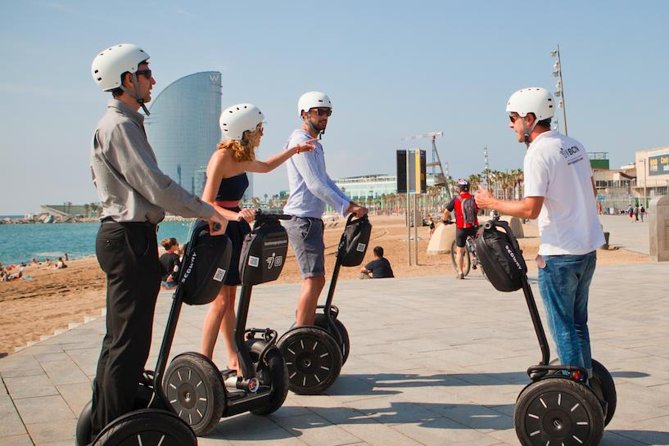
244 139 316 174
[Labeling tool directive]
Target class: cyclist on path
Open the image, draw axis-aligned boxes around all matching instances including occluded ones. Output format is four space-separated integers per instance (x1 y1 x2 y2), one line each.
443 178 479 279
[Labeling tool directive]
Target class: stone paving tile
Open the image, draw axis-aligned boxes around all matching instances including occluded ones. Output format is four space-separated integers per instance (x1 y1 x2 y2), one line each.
58 381 91 415
392 417 502 445
599 431 648 446
338 424 423 446
14 394 75 424
1 256 668 445
0 394 27 437
1 433 34 445
25 419 77 445
4 373 59 399
0 354 44 378
272 412 362 446
40 358 89 385
206 413 303 444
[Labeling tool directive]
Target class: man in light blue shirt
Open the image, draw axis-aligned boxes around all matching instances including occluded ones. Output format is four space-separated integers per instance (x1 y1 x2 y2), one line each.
283 91 367 326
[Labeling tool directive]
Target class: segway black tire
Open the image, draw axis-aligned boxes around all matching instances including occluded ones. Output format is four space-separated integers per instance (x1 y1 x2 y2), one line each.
246 340 289 415
75 400 93 446
278 327 343 395
514 378 604 446
591 359 617 426
93 409 196 445
314 313 351 365
162 352 225 436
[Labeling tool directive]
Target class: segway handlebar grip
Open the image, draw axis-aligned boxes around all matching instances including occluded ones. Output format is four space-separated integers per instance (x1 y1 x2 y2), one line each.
254 209 291 225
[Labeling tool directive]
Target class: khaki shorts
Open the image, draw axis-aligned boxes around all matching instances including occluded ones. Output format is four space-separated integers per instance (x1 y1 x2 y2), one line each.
283 216 325 278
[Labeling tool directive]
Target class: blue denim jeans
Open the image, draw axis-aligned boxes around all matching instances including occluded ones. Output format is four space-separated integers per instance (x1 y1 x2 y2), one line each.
538 251 597 371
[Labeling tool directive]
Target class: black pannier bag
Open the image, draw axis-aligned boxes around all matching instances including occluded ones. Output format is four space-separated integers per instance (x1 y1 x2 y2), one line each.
239 220 289 286
179 220 232 305
475 219 527 292
338 215 372 267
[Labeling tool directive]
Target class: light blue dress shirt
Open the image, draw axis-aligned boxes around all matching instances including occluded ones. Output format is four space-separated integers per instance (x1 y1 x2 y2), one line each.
283 129 350 218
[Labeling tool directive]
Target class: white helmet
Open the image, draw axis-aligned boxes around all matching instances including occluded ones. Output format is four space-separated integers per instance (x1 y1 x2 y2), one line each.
219 103 264 141
506 87 554 120
298 91 332 117
91 43 149 91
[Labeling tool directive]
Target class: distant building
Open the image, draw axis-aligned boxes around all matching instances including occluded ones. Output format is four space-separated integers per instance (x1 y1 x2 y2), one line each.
588 151 610 170
634 146 669 204
334 173 439 200
592 146 669 211
145 71 237 197
40 203 100 220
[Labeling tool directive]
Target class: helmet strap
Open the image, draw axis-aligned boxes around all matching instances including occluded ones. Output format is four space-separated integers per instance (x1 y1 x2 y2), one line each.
122 73 151 115
521 117 538 148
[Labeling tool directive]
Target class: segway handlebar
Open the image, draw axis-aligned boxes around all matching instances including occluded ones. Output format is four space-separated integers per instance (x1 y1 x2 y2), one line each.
253 209 291 225
346 213 369 226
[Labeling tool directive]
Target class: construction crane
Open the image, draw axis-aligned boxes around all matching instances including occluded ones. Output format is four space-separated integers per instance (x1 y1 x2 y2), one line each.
401 131 451 199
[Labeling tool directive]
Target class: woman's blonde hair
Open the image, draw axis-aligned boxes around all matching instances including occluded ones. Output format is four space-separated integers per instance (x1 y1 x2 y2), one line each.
217 128 259 162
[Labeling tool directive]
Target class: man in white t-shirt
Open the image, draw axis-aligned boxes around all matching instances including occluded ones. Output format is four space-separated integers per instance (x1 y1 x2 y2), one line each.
475 87 605 377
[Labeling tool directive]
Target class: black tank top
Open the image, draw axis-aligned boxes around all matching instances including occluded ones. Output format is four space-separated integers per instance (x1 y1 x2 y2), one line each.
215 173 249 202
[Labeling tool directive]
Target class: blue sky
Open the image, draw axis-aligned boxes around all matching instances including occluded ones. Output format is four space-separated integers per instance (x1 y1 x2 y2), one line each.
1 1 667 214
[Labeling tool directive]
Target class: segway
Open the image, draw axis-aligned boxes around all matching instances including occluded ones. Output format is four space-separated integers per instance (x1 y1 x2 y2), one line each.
277 214 372 394
76 220 232 446
160 210 290 436
475 216 617 446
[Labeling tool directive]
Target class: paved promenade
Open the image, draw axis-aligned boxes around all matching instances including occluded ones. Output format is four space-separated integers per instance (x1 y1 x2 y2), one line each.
1 215 667 445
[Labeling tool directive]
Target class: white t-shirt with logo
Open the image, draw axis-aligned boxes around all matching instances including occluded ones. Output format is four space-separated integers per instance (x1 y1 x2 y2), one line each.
523 131 605 255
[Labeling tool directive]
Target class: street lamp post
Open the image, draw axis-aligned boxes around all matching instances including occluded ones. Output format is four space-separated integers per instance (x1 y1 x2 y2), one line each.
642 158 647 206
550 45 568 136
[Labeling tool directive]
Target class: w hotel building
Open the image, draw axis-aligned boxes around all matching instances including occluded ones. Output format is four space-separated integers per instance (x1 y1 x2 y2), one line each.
145 71 231 197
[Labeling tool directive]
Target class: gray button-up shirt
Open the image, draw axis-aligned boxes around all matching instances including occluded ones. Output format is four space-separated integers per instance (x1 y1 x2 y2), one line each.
91 100 214 224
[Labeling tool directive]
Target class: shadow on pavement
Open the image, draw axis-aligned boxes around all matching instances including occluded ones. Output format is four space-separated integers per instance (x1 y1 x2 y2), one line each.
327 371 528 396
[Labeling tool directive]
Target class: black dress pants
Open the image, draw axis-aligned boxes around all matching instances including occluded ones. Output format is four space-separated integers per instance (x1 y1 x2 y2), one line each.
91 220 161 434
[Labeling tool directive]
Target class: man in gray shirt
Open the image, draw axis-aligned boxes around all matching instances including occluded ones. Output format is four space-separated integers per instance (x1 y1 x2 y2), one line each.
88 43 228 436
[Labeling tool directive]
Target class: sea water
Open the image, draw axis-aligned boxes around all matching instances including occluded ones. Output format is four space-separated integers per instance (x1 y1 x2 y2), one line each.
0 220 194 265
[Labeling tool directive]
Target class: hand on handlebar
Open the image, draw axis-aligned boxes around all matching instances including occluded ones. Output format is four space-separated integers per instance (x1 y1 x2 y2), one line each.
348 204 368 218
237 208 256 223
208 214 228 236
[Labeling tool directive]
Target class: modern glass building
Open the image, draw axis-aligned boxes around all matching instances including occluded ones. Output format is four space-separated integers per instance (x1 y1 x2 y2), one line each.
145 71 224 197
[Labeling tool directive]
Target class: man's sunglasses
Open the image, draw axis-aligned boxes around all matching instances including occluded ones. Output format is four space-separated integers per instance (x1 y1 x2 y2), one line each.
509 114 521 123
135 69 152 79
311 107 332 117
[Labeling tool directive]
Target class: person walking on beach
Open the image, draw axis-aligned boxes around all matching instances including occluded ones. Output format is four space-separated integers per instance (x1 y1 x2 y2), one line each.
475 87 604 379
199 103 314 374
442 178 479 279
283 91 368 326
88 43 229 437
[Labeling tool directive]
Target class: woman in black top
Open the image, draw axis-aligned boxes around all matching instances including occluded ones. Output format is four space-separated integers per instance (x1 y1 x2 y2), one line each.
199 103 314 374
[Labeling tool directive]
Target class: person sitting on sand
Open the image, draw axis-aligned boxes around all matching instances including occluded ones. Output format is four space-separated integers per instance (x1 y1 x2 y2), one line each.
54 257 68 269
359 246 395 279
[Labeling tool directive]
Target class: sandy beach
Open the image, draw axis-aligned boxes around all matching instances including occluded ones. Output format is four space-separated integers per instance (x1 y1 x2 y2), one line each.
0 215 650 356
